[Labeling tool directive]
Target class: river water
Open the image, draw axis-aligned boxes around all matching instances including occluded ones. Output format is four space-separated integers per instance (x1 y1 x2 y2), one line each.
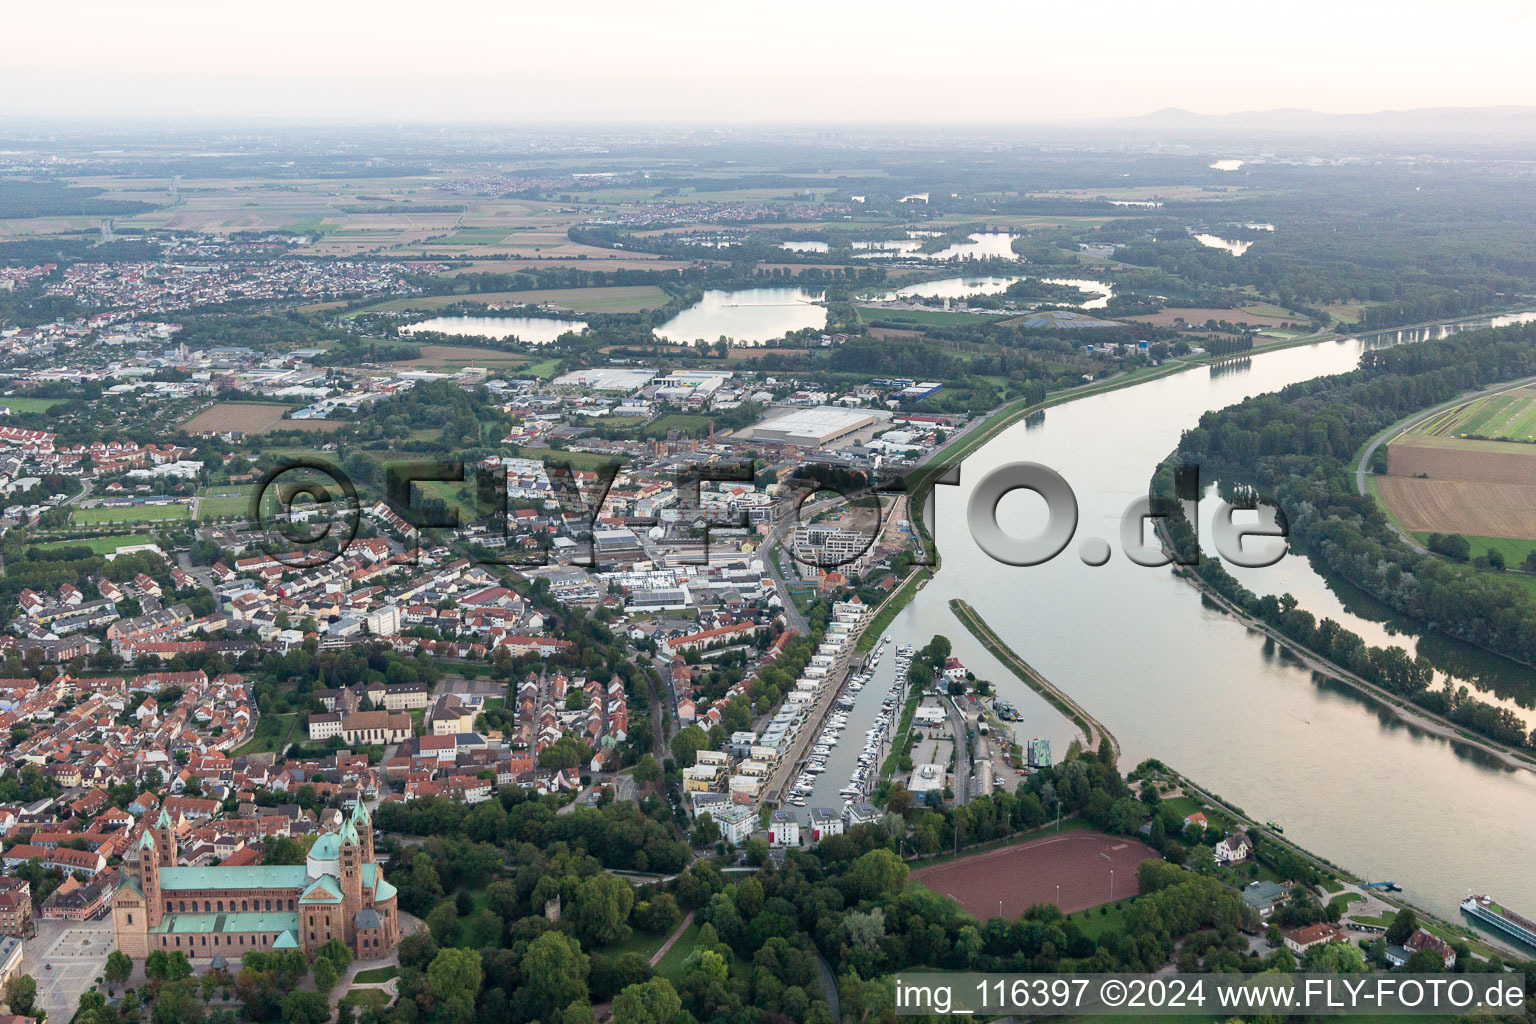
846 318 1536 923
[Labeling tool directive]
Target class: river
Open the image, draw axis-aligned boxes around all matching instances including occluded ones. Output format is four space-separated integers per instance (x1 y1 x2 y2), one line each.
848 319 1536 923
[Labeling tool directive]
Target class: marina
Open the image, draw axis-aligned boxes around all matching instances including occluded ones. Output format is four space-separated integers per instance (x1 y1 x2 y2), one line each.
782 635 913 815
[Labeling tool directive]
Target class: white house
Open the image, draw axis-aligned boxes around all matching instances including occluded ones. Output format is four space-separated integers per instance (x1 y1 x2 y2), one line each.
808 808 844 842
769 810 800 846
712 804 757 846
1214 831 1253 866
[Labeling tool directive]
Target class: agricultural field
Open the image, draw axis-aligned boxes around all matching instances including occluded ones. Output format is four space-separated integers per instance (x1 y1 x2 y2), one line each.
356 284 668 315
1410 386 1536 442
1386 434 1536 482
1377 434 1536 539
72 502 191 525
181 402 338 435
387 344 538 369
1377 477 1536 540
1124 305 1302 329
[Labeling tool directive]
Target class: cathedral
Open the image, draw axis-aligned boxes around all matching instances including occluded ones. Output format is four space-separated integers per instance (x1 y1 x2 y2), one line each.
112 801 400 961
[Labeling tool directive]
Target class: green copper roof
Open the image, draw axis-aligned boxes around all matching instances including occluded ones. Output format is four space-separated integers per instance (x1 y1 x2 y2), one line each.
310 832 341 861
300 876 343 905
352 801 371 824
373 876 397 902
138 830 157 851
272 930 299 949
158 865 306 892
149 910 298 935
156 808 174 829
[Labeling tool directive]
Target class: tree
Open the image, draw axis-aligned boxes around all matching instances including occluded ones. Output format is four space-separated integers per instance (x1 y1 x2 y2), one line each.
518 931 589 1023
848 848 908 900
105 950 133 987
669 726 709 768
575 872 635 947
1386 908 1419 946
1404 949 1444 972
690 812 719 847
311 957 338 994
609 977 682 1024
426 948 482 1020
315 937 353 974
4 974 35 1016
151 981 204 1024
398 930 439 971
280 990 330 1024
634 754 662 788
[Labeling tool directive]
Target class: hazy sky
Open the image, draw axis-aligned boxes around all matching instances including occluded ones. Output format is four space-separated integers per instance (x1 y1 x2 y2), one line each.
8 0 1536 122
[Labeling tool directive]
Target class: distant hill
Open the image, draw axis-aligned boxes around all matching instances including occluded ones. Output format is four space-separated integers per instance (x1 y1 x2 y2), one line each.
1120 105 1536 136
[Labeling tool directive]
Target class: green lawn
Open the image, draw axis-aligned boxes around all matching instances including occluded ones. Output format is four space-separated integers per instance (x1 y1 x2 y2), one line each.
856 306 1007 327
1064 897 1138 940
33 533 154 554
340 990 390 1011
198 484 258 519
604 926 674 963
1328 892 1364 916
233 712 300 756
72 502 191 525
353 966 399 984
652 921 700 984
0 398 65 413
1412 531 1536 570
505 446 622 472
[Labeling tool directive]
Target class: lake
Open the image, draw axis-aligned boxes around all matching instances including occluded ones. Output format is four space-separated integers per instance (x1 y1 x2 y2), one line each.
400 315 587 344
1040 277 1114 310
653 287 826 345
927 232 1023 261
1195 234 1253 256
780 241 829 253
875 275 1026 300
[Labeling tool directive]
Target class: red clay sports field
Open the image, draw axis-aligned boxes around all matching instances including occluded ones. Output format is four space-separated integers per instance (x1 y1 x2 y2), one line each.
911 830 1160 917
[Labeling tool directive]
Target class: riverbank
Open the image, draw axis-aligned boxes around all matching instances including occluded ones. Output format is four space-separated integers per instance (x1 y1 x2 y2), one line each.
1165 555 1536 774
949 597 1120 762
907 359 1200 565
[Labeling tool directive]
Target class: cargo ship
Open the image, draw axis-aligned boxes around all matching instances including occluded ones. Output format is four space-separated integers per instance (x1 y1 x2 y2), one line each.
1461 895 1536 950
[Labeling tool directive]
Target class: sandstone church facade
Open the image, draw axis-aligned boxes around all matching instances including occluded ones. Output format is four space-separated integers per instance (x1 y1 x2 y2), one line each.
112 801 399 961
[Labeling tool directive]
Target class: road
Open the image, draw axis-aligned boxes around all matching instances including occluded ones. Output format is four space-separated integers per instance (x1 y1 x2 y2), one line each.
943 695 971 804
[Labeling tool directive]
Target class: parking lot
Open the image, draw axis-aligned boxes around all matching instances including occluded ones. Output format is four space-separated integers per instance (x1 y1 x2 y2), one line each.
20 919 113 1020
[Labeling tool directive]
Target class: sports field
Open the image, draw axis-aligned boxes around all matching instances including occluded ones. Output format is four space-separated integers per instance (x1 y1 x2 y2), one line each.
198 484 258 518
72 503 190 525
33 534 155 555
912 830 1158 917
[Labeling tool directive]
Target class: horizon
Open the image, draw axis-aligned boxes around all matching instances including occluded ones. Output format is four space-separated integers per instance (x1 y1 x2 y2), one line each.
9 0 1536 122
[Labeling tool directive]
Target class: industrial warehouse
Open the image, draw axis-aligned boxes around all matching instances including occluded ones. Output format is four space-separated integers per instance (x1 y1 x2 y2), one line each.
752 406 880 449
